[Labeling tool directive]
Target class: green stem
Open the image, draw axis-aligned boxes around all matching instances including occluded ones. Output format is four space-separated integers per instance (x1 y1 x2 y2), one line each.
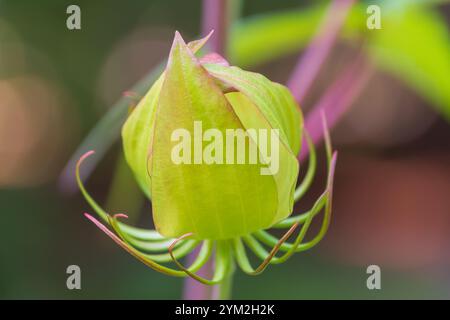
214 252 235 300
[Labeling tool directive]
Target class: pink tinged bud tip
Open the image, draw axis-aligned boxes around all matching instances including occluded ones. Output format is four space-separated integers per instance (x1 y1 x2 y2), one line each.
199 52 229 66
113 213 129 219
77 150 95 167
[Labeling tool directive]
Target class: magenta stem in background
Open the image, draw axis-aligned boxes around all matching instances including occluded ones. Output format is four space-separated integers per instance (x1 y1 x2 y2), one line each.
202 0 230 55
182 247 214 300
299 55 373 161
183 0 232 300
287 0 355 105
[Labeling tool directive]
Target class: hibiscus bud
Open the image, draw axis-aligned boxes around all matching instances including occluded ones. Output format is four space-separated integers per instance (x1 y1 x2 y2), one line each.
122 32 302 240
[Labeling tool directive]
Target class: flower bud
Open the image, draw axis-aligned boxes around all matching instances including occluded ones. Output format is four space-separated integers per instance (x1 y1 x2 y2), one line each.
122 32 302 240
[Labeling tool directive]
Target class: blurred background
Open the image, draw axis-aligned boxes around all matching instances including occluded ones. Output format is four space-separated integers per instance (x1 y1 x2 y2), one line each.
0 0 449 299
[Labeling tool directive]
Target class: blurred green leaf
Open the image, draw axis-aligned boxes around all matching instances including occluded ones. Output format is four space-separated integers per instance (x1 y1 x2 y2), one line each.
230 1 450 119
229 5 325 67
368 6 450 120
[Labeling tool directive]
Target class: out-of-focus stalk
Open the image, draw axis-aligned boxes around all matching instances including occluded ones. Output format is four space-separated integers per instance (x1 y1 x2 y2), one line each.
182 247 214 299
299 54 373 161
202 0 229 55
287 0 355 105
212 257 235 300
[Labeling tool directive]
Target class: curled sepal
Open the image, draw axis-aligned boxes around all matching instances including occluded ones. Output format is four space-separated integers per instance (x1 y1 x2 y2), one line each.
76 150 166 241
108 214 188 253
84 213 186 277
108 214 198 262
85 213 215 279
251 114 337 255
274 110 330 228
293 130 317 203
169 234 231 285
232 222 298 275
233 153 336 275
77 149 216 282
255 152 336 258
233 112 337 272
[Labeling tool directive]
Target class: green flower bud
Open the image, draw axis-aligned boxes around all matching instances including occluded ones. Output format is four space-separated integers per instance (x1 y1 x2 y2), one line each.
122 32 302 240
76 31 337 285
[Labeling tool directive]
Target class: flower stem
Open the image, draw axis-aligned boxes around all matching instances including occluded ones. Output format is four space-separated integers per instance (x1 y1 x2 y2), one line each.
213 249 236 300
182 247 214 299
